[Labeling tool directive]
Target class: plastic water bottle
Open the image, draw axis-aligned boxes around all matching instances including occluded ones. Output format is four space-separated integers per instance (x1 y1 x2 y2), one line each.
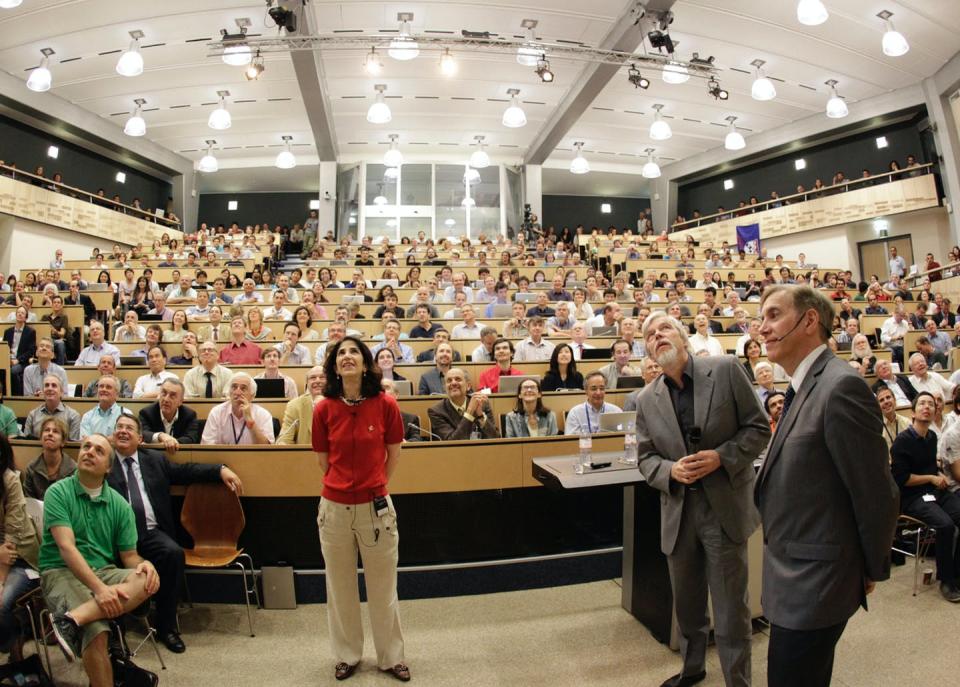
577 430 592 474
622 429 638 466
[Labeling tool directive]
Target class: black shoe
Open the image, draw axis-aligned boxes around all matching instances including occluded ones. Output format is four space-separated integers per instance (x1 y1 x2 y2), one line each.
940 582 960 602
159 630 186 653
660 671 707 687
50 613 82 663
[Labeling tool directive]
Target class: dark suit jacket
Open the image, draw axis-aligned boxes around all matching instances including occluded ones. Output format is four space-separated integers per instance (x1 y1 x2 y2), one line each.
401 411 422 442
106 447 222 537
3 324 36 367
64 294 97 323
870 375 917 403
756 350 898 630
427 397 500 441
138 403 201 444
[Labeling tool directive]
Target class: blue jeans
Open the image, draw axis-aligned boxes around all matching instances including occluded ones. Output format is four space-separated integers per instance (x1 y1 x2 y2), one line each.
52 339 66 365
0 562 39 652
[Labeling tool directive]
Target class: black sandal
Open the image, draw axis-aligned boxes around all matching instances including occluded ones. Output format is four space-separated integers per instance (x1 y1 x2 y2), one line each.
335 662 358 680
381 663 411 682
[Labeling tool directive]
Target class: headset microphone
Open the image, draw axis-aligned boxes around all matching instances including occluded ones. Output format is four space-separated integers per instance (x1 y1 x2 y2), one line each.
767 316 806 344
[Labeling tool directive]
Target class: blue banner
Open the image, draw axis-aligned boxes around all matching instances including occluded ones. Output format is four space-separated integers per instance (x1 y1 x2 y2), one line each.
736 223 761 255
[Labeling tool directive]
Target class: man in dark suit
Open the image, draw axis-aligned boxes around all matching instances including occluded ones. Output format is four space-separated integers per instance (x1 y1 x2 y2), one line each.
3 305 36 395
636 311 770 687
426 368 499 440
756 285 898 687
870 358 917 407
108 414 243 653
64 279 97 324
138 378 201 449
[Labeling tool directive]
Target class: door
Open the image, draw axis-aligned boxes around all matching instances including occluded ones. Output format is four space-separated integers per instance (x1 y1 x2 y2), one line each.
858 235 913 282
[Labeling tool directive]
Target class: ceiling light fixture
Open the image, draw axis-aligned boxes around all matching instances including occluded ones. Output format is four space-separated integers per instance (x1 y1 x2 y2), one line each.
661 61 689 85
0 0 24 8
123 98 147 137
570 142 590 175
642 149 661 179
275 135 296 169
627 65 650 89
198 140 218 173
825 79 848 118
469 135 490 169
463 165 481 185
244 51 265 80
367 84 392 124
373 182 388 205
535 58 554 83
516 20 542 67
750 59 776 101
383 134 404 167
363 47 383 75
208 90 232 130
220 20 252 66
878 10 909 57
649 104 672 141
502 88 527 128
116 30 145 77
724 116 745 151
384 167 399 181
439 48 457 76
797 0 829 26
26 48 54 92
388 13 419 61
707 77 728 100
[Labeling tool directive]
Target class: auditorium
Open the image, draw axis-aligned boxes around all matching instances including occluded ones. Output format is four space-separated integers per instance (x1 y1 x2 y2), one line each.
0 1 957 685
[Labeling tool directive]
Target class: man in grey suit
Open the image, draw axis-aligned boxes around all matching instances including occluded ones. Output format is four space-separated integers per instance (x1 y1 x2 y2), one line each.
636 311 770 687
756 285 898 687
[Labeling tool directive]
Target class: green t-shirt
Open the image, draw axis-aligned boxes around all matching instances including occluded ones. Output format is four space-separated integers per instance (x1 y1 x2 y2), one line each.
38 473 138 572
0 404 18 437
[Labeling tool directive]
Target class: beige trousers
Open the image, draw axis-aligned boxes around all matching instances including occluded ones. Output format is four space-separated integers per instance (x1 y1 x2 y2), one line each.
318 496 405 668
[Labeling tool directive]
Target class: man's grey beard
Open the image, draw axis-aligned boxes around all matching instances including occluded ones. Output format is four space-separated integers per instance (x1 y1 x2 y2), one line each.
652 342 681 369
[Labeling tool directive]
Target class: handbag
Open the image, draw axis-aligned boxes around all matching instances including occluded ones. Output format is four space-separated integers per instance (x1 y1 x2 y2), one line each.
0 654 54 687
111 654 159 687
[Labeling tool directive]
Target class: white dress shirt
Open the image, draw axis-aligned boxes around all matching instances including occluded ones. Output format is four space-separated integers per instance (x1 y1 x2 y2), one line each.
118 451 158 530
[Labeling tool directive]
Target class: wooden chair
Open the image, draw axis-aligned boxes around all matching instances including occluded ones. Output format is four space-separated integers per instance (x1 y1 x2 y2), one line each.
179 483 260 636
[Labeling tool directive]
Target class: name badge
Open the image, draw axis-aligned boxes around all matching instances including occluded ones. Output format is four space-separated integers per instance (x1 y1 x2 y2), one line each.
922 494 936 502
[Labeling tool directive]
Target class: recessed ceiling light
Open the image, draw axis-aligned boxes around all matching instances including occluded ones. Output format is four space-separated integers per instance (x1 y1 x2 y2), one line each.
876 136 888 149
723 179 734 190
795 158 806 171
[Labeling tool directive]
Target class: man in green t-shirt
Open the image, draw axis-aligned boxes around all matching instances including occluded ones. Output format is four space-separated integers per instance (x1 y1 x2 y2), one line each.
40 433 159 687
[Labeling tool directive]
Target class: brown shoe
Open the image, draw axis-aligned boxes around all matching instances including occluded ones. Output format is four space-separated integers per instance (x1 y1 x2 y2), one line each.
381 663 411 682
335 662 358 680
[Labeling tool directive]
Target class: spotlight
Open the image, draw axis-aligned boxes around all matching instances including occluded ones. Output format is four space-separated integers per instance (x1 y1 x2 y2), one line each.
647 30 674 54
363 47 383 75
708 78 728 100
244 51 264 80
627 65 650 89
535 58 554 83
220 27 251 66
267 3 297 33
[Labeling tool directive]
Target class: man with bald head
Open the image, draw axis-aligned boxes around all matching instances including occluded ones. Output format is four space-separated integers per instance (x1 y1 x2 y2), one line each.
138 378 201 450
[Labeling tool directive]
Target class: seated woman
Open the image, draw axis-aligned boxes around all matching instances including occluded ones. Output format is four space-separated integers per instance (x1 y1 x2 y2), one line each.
374 347 406 383
541 344 583 392
504 378 558 438
23 417 76 500
741 338 763 382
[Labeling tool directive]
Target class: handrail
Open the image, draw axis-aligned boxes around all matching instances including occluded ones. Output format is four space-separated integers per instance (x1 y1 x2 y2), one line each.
0 162 181 228
670 163 935 232
905 258 960 287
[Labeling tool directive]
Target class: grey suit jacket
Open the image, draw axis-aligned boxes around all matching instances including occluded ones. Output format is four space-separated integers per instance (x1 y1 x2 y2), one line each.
636 355 770 556
755 349 898 631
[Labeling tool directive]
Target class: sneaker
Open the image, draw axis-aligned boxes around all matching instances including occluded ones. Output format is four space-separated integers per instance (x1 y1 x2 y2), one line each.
51 612 82 662
939 582 960 603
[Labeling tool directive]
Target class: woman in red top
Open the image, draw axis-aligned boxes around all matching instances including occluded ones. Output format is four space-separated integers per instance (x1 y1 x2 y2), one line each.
312 336 409 682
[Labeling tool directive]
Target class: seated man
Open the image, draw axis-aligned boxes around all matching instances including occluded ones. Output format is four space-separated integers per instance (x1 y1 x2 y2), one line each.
871 358 917 408
569 322 595 360
24 374 81 440
314 321 347 366
418 342 455 396
891 392 960 602
262 290 293 321
184 341 233 398
907 352 954 400
275 322 311 366
23 337 68 396
371 320 414 364
83 355 133 398
373 292 405 320
138 378 201 449
877 386 910 453
201 372 275 444
415 329 461 363
235 278 264 303
409 303 444 339
451 304 484 339
442 291 468 320
75 321 121 367
166 275 197 305
916 336 949 370
564 371 623 435
132 346 178 399
427 368 500 440
513 316 555 362
3 305 36 395
546 302 574 337
880 308 909 367
277 366 326 445
470 327 498 364
79 375 129 439
108 415 242 652
255 347 298 399
169 331 199 366
130 324 163 360
526 292 555 319
40 432 159 685
477 338 525 393
219 316 263 365
597 339 638 390
113 310 146 343
146 291 174 321
184 288 212 321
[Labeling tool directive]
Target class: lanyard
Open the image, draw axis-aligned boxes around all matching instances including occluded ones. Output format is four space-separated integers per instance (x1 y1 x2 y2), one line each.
230 413 247 445
585 403 603 433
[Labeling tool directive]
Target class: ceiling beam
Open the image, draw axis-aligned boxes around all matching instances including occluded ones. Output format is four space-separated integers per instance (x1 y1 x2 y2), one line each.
287 1 338 161
523 0 676 166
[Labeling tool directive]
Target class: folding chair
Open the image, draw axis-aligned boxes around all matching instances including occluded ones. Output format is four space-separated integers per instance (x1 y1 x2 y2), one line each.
892 514 937 596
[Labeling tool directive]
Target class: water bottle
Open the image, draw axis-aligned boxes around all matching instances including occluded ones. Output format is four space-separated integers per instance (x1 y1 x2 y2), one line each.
622 426 638 466
577 429 592 474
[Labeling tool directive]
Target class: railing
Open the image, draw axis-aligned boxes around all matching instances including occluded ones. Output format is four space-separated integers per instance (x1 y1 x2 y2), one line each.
671 163 935 232
0 162 180 229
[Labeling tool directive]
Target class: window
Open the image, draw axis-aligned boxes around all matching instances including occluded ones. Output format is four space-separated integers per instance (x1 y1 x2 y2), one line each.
46 146 59 159
115 172 126 183
601 203 612 214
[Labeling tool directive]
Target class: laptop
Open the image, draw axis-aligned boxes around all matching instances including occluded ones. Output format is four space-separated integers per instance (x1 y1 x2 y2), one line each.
616 375 645 390
515 292 538 303
497 375 542 395
591 325 619 336
340 295 366 304
391 380 413 397
490 304 514 318
119 355 145 366
375 279 399 289
580 348 611 360
599 412 636 432
255 378 286 399
86 283 110 291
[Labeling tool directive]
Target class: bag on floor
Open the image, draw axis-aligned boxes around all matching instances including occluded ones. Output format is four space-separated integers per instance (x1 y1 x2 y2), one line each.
0 653 55 687
112 654 159 687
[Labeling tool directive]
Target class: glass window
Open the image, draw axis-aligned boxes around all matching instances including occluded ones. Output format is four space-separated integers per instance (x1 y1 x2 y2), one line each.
364 216 398 241
365 164 397 206
399 164 431 206
436 164 468 239
470 166 500 239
